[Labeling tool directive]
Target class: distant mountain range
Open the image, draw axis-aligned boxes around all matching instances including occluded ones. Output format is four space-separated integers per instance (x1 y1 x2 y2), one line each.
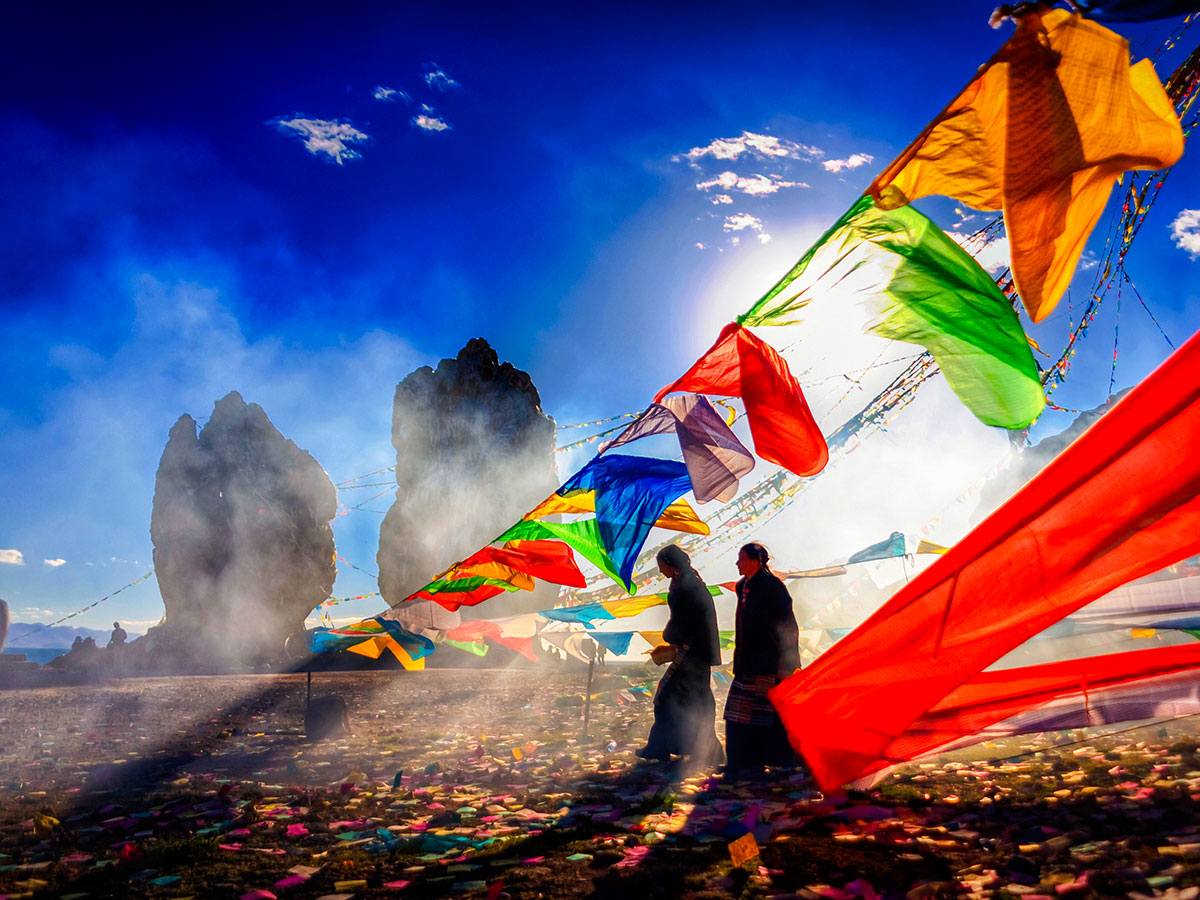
4 623 144 649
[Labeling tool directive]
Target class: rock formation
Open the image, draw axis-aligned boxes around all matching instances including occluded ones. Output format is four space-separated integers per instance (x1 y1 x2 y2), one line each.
377 339 558 612
146 391 336 669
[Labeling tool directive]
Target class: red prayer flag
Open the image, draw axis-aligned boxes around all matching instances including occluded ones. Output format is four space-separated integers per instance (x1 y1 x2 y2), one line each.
459 539 587 589
872 642 1200 779
413 583 506 610
771 327 1200 791
654 323 828 477
445 620 538 661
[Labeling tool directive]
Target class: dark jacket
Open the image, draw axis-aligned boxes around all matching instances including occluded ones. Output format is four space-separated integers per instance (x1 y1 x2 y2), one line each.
732 568 800 679
661 568 721 667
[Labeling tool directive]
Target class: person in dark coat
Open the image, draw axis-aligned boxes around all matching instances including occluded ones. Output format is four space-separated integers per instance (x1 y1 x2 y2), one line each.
637 544 724 766
724 542 801 775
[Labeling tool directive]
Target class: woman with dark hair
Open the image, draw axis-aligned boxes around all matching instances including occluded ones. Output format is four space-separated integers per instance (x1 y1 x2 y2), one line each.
724 542 801 775
637 544 724 765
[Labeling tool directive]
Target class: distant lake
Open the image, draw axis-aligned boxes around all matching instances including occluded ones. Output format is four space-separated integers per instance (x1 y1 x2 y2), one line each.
3 648 64 665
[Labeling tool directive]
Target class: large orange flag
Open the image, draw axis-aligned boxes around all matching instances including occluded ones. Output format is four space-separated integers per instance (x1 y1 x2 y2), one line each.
771 327 1200 791
868 9 1182 323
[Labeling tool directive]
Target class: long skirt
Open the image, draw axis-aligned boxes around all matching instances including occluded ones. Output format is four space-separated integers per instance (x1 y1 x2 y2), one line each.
723 675 799 771
641 647 723 762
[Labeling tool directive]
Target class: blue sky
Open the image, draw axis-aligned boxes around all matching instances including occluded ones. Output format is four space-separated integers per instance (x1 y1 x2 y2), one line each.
2 2 1198 638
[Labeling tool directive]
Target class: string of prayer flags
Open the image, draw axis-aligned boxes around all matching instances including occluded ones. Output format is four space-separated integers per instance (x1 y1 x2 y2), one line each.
867 9 1183 322
847 531 907 565
655 323 828 477
739 195 1044 429
601 394 755 503
558 455 694 588
772 324 1200 791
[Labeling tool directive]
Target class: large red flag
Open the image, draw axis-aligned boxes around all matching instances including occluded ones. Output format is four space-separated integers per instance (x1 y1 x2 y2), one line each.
655 323 828 477
771 328 1200 791
869 642 1200 779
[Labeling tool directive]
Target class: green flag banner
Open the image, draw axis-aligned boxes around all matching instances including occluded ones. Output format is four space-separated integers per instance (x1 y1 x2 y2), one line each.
739 195 1043 430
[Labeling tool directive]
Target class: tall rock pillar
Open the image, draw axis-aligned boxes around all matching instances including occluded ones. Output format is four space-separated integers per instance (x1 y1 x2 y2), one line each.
377 339 558 612
149 392 336 667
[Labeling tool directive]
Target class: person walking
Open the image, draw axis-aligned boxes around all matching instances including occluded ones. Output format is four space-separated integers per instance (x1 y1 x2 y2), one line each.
724 542 801 776
637 544 723 766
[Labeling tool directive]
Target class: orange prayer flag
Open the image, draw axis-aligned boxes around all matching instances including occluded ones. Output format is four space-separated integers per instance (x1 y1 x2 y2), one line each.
868 9 1182 322
728 832 760 866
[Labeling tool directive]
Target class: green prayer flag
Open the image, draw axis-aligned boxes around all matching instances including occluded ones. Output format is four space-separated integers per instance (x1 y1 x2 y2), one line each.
421 576 519 595
498 518 629 590
444 638 490 657
739 195 1043 429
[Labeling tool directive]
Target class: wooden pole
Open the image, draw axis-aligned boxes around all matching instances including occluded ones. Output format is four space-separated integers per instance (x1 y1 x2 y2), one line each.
582 657 595 739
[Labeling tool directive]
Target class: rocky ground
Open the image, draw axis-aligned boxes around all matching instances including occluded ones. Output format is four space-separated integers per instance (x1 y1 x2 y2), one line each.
1 668 1199 900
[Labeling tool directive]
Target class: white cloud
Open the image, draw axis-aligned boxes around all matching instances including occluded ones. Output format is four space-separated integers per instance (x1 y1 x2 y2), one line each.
822 152 875 173
373 85 409 103
43 558 66 567
711 194 733 205
21 607 53 618
730 236 741 246
696 171 809 196
424 65 459 91
271 116 369 164
947 231 1011 275
680 131 823 164
723 213 764 233
757 233 773 245
1170 209 1200 259
695 242 707 250
0 549 23 565
412 113 451 133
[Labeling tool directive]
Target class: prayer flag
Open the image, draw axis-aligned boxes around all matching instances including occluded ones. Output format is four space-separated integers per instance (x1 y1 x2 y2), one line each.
740 195 1044 429
867 9 1183 322
656 323 827 477
602 394 755 503
498 518 626 589
847 531 907 565
559 455 693 588
438 540 588 591
772 325 1200 791
524 492 709 536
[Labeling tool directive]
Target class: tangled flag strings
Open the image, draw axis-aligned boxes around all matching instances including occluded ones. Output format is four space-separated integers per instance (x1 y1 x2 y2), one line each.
771 324 1200 791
